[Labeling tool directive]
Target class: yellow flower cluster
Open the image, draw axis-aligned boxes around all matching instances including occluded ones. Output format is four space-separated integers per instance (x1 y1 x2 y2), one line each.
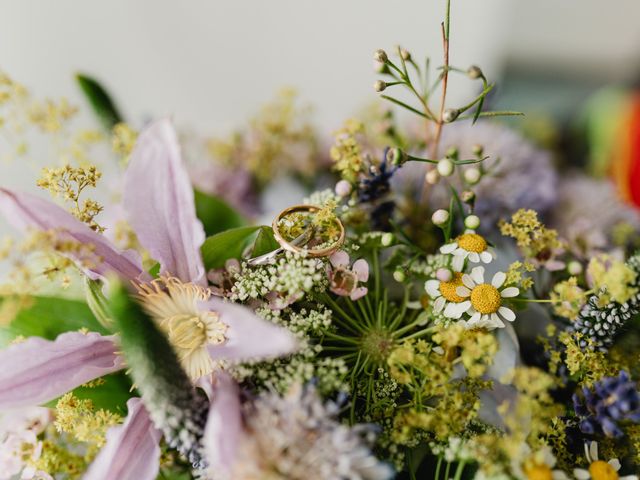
499 209 563 261
505 260 535 291
27 98 78 133
558 331 619 386
207 89 318 186
550 277 586 320
37 164 105 232
54 392 122 459
111 122 138 158
29 439 86 479
587 254 638 305
330 118 366 183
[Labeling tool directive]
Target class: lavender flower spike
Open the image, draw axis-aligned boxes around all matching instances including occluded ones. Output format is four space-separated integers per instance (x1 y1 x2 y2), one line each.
0 332 124 409
84 398 162 480
124 118 207 286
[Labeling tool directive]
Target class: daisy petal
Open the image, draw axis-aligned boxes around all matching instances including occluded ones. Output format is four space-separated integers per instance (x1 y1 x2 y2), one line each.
498 307 516 322
468 252 480 263
491 271 506 288
85 398 161 480
608 459 621 471
466 312 481 327
425 280 440 298
589 441 598 462
124 119 206 285
573 469 590 480
462 274 475 289
456 286 471 297
440 243 457 254
433 296 446 313
480 251 493 263
500 287 519 298
451 255 465 272
470 266 485 284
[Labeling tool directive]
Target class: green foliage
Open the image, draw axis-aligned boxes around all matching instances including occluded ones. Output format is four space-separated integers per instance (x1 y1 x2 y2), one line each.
0 295 107 347
75 73 123 131
194 189 246 236
251 226 280 257
200 225 262 270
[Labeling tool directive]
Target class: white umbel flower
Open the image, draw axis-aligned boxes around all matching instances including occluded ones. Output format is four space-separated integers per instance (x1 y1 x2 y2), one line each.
574 441 638 480
442 266 519 330
440 231 494 271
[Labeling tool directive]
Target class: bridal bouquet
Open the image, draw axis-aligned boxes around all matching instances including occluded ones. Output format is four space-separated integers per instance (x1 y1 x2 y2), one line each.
1 2 640 479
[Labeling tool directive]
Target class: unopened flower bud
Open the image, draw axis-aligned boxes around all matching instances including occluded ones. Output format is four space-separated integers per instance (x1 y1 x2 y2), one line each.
374 80 387 92
446 146 458 159
373 60 386 73
436 268 452 282
374 49 388 63
464 214 480 230
467 65 483 79
567 261 583 276
400 48 411 61
386 147 406 166
464 167 481 185
472 144 484 156
437 158 454 177
432 209 450 226
425 169 440 185
381 232 394 246
461 190 475 204
393 270 406 282
442 108 459 123
335 180 352 197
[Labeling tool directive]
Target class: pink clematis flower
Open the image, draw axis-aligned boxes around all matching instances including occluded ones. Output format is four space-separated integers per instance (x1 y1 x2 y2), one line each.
0 119 297 480
327 250 369 300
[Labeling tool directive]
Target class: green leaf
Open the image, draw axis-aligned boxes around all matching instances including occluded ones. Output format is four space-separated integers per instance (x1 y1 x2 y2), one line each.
251 226 280 257
200 226 262 270
0 296 107 347
194 189 246 236
75 73 123 131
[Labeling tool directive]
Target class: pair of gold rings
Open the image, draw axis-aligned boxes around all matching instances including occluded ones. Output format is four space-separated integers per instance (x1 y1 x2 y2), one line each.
247 205 345 266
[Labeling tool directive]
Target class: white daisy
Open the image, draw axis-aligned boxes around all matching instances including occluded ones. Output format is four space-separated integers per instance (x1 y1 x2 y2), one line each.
511 444 568 480
442 266 519 329
574 441 638 480
440 231 494 271
425 271 469 317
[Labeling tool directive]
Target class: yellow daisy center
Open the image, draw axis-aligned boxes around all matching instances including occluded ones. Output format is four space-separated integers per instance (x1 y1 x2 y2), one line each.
456 233 487 253
524 464 553 480
589 461 619 480
439 272 465 303
470 283 501 314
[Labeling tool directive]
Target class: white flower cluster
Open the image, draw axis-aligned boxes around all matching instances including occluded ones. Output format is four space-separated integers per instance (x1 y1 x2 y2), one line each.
226 384 394 480
231 251 327 305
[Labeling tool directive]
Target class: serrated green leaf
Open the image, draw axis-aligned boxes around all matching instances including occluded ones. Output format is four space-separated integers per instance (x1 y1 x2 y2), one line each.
251 226 280 257
0 296 107 347
75 73 123 131
200 226 262 270
194 189 246 236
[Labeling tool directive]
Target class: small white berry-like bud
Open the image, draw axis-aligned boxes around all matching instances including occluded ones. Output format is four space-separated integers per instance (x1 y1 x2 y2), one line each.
442 108 459 123
381 232 394 246
400 48 411 61
436 268 452 282
432 209 450 226
567 261 583 276
393 270 406 282
464 215 480 230
464 167 481 185
467 65 483 79
461 190 475 203
437 158 454 177
374 80 387 92
335 180 352 197
425 169 440 184
374 49 388 63
472 144 484 156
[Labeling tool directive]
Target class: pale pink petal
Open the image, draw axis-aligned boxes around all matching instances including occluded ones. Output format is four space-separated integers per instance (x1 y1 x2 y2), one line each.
545 260 566 272
329 250 349 268
203 372 243 476
204 298 298 362
0 189 145 281
500 287 520 298
124 119 206 285
0 332 123 409
84 398 161 480
352 259 369 282
350 286 368 301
